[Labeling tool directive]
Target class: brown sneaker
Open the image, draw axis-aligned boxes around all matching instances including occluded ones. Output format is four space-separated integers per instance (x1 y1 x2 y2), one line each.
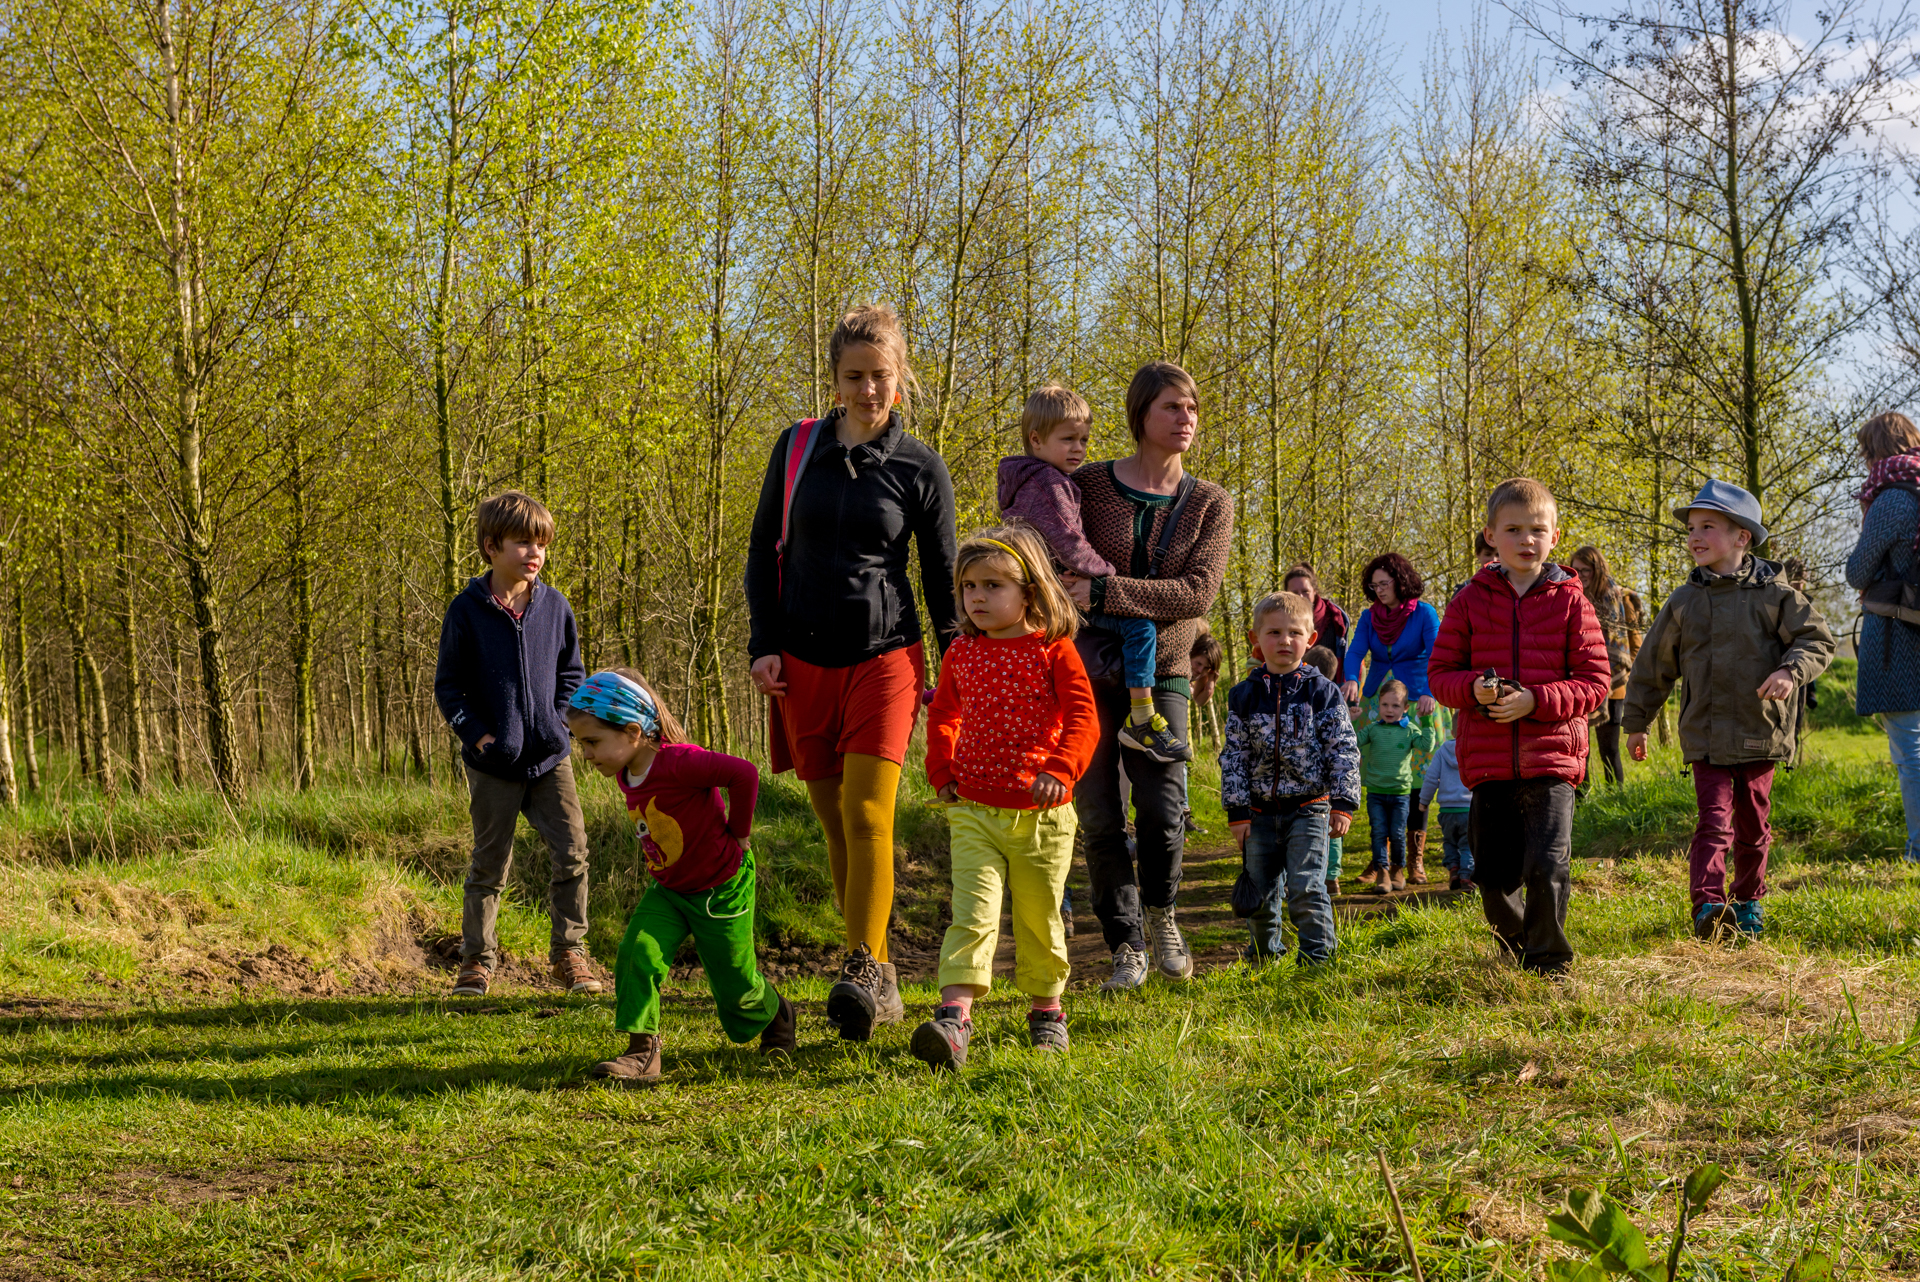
591 1033 661 1086
552 950 604 994
760 991 797 1056
1390 870 1408 892
451 962 491 997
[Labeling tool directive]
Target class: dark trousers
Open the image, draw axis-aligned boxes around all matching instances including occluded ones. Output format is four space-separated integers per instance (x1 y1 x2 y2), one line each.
1689 761 1774 908
1594 699 1626 785
1470 777 1575 973
462 760 592 969
1076 687 1188 951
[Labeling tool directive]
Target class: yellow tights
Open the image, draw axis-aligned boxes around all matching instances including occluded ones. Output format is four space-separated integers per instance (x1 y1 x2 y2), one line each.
805 753 901 963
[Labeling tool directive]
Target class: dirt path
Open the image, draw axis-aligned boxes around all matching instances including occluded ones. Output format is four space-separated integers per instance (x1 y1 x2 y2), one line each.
893 831 1464 990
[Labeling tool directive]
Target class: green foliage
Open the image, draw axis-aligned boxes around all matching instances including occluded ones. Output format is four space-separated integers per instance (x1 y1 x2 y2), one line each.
1547 1164 1832 1282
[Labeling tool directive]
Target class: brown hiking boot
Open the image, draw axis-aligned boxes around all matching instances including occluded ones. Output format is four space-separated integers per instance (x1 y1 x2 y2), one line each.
451 962 491 997
552 950 604 994
826 944 903 1041
760 991 797 1056
591 1033 661 1086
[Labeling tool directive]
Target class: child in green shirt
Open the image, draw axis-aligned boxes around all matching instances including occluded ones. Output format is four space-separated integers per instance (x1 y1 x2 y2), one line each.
1355 680 1440 893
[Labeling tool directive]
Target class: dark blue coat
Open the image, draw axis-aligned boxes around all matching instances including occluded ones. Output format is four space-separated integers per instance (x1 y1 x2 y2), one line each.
434 577 585 781
1848 486 1920 715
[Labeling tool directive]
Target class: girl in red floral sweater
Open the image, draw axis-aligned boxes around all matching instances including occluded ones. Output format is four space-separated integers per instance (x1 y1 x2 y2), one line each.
913 521 1099 1070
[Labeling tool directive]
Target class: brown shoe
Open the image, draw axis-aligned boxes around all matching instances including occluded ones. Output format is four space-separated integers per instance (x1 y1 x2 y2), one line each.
1391 870 1408 892
552 950 604 994
451 962 491 997
760 991 797 1056
591 1033 661 1086
1408 829 1429 884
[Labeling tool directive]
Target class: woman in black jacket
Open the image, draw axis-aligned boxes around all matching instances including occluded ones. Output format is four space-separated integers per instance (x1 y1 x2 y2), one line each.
743 304 958 1042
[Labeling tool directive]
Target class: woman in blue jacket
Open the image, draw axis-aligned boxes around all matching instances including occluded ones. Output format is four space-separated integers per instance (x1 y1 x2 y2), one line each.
1340 551 1443 882
1341 553 1440 717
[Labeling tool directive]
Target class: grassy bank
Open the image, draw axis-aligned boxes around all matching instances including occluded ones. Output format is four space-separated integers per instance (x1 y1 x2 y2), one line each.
0 728 1917 1278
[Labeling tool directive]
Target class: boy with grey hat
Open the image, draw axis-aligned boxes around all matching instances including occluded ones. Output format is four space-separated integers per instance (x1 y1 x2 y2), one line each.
1622 480 1835 939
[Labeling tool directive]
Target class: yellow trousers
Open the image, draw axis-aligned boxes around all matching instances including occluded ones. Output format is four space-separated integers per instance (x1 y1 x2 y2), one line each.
938 801 1076 998
805 753 900 963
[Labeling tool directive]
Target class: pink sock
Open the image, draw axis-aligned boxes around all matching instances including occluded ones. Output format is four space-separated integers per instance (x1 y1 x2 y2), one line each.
939 989 974 1018
1030 997 1062 1014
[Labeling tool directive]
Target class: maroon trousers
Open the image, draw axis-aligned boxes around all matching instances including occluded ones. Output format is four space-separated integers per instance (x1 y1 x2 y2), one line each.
1689 761 1774 908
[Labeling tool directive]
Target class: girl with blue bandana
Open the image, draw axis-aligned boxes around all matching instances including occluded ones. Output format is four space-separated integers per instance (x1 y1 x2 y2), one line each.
567 668 794 1086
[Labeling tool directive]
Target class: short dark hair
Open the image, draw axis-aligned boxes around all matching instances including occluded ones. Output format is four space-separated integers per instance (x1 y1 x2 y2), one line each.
1124 361 1198 442
1360 552 1424 603
1282 562 1318 594
1473 530 1494 559
476 491 555 559
1303 645 1338 680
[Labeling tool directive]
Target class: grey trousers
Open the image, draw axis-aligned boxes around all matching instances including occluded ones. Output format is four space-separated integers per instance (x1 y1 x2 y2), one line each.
462 759 592 969
1075 687 1189 951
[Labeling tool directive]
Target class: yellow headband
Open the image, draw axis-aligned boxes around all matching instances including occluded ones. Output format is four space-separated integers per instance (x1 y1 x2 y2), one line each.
979 537 1033 582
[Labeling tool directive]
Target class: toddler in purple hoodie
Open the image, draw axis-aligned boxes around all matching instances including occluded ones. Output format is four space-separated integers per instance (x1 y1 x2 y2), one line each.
996 386 1187 762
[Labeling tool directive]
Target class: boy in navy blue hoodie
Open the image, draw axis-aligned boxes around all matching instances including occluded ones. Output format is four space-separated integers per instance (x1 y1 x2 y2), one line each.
1221 591 1360 965
434 491 599 999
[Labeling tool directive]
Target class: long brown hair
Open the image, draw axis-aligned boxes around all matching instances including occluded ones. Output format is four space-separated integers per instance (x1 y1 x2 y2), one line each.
952 520 1079 643
1570 545 1642 628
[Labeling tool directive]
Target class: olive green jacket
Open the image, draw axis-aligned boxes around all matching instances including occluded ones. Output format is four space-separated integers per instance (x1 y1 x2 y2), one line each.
1621 556 1835 765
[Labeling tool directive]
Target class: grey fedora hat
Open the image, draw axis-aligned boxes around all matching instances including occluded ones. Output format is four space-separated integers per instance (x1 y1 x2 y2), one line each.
1671 478 1768 548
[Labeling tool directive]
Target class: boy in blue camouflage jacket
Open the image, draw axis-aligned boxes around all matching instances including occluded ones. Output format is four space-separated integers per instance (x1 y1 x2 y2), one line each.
1221 591 1361 965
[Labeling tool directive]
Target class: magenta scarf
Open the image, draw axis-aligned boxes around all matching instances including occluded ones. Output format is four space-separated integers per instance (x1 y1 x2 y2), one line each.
1862 453 1920 548
1370 599 1417 646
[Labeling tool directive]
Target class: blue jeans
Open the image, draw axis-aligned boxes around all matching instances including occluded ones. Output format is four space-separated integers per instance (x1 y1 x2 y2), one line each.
1883 711 1920 862
1367 791 1410 872
1438 810 1473 879
1088 611 1158 691
1243 803 1335 963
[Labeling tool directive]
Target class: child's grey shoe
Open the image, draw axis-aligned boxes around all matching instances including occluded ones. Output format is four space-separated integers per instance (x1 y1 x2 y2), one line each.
1027 1008 1070 1052
826 944 900 1041
1101 943 1150 993
1144 905 1193 980
910 1004 972 1071
1117 714 1192 763
591 1033 662 1087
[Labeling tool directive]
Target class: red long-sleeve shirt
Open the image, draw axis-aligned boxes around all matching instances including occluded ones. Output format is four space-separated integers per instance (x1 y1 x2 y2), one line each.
925 632 1099 809
616 743 759 893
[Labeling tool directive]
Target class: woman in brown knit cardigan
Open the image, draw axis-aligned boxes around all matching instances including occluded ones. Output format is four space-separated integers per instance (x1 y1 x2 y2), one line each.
1063 361 1233 991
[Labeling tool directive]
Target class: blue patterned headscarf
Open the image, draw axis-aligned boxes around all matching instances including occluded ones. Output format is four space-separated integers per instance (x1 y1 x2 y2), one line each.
569 671 660 735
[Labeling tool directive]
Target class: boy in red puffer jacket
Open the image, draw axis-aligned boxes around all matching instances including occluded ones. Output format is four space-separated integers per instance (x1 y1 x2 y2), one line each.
1429 478 1611 976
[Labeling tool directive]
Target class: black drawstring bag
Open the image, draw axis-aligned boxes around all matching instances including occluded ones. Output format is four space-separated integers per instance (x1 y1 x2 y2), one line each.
1230 859 1262 919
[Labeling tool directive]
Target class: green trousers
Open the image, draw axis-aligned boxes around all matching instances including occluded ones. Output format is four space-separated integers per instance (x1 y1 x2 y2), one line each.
614 850 779 1043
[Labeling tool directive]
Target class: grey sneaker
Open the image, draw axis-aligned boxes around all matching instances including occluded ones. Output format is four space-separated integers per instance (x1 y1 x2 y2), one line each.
909 1004 972 1071
1027 1007 1070 1052
1116 713 1192 763
825 944 903 1041
1144 905 1193 980
1101 943 1150 993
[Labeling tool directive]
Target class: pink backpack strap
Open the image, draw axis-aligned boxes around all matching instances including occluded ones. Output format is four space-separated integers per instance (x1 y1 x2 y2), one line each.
777 418 820 559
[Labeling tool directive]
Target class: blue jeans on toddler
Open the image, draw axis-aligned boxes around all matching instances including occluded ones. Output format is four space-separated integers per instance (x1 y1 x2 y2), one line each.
1438 810 1473 879
1367 791 1410 872
1243 801 1335 963
1882 710 1920 862
1087 611 1158 690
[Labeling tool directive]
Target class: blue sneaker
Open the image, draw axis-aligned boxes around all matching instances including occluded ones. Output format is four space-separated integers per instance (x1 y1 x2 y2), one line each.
1693 903 1736 940
1733 900 1764 936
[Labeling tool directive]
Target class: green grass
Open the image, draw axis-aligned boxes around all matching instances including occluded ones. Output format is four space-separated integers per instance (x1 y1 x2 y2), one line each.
1 731 1918 1279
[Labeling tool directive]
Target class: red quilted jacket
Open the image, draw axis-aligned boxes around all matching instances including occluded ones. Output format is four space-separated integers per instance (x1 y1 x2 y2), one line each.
1429 564 1611 788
